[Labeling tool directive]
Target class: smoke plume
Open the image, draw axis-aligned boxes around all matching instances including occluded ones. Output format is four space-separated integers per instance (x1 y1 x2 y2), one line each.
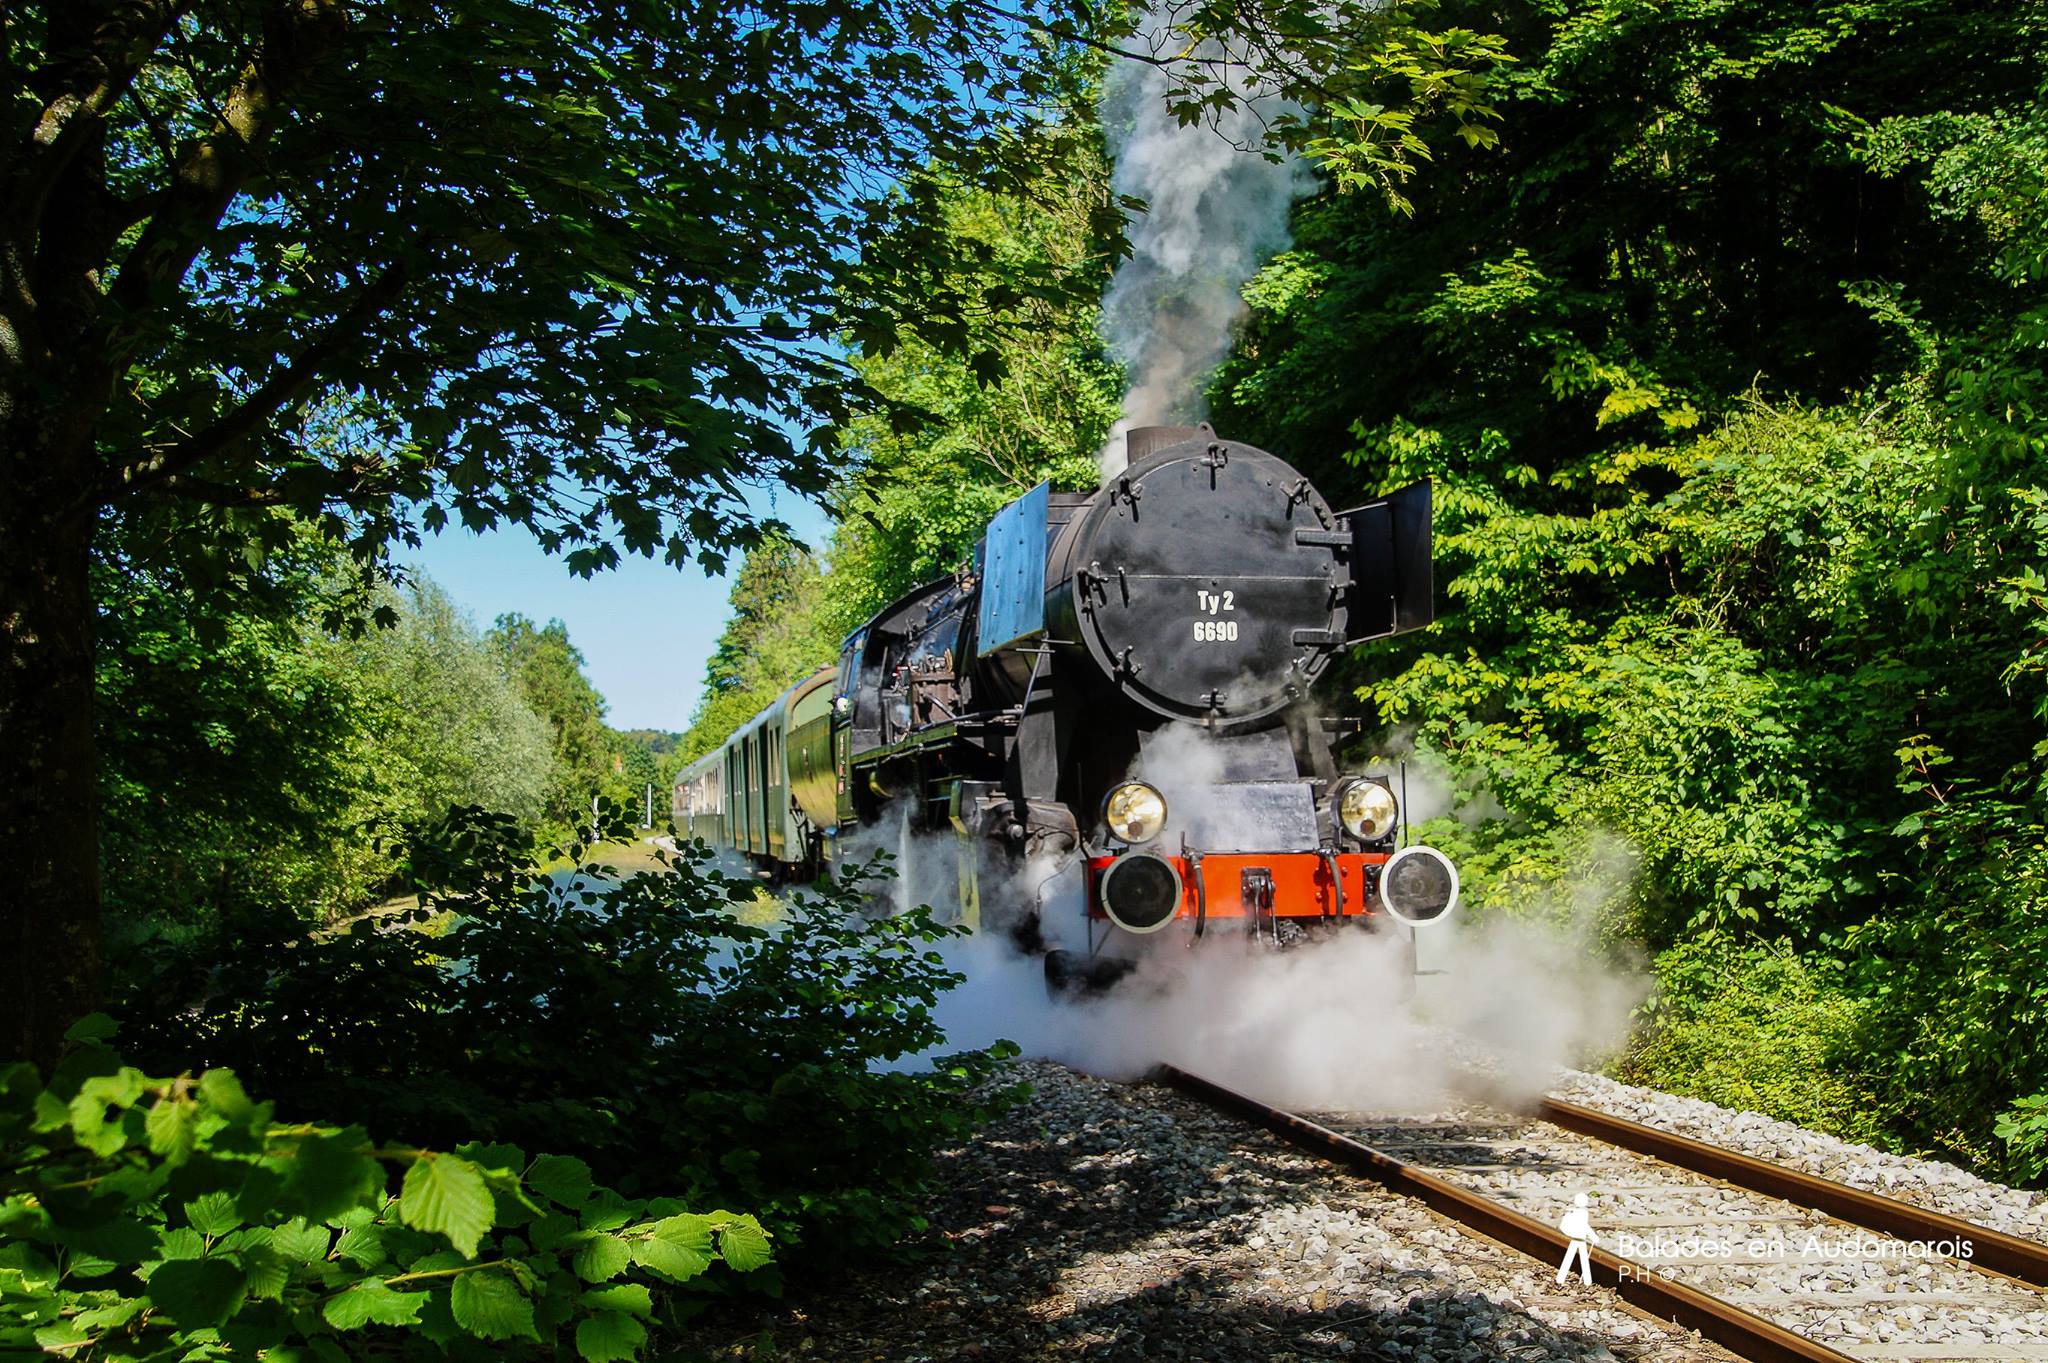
1097 5 1317 471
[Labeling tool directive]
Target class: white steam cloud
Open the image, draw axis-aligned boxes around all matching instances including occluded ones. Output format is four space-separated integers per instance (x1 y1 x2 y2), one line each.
922 911 1644 1113
1097 6 1317 472
862 798 1647 1113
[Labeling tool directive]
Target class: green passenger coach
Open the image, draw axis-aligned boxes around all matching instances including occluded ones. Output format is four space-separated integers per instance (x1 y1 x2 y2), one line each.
674 665 837 877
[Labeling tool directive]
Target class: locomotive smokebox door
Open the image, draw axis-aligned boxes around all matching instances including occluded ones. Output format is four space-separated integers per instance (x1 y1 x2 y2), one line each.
1062 434 1346 727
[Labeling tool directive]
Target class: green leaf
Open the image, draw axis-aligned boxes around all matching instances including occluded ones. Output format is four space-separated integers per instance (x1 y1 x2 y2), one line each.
400 1153 494 1259
630 1234 709 1282
581 1283 653 1318
186 1189 242 1237
271 1218 332 1263
0 1243 58 1292
156 1226 204 1261
64 1013 118 1043
456 1140 527 1173
406 1250 466 1275
282 1127 381 1222
68 1069 144 1155
34 1320 90 1351
241 1244 293 1300
571 1232 631 1282
198 1069 257 1125
633 1214 713 1281
73 1297 143 1331
527 1153 593 1207
717 1215 773 1273
145 1095 199 1164
575 1309 647 1363
450 1269 539 1340
333 1223 386 1268
578 1188 639 1231
148 1257 248 1328
322 1279 428 1329
529 1210 577 1251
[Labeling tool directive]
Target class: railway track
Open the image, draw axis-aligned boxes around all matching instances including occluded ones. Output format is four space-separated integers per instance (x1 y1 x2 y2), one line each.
1160 1065 2048 1363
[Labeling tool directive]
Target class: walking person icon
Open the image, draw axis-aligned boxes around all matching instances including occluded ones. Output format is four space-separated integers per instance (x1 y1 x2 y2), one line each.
1556 1192 1598 1285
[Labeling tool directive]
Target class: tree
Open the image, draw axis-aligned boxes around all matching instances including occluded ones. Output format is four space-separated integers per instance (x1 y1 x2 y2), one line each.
1216 0 2043 486
343 581 556 832
487 613 617 825
1206 0 2048 1168
96 521 374 931
99 555 561 939
680 536 838 763
826 166 1122 635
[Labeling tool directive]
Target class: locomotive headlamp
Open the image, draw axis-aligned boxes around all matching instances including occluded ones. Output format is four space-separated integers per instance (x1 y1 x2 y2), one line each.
1099 852 1183 933
1103 781 1168 844
1337 779 1399 842
1379 845 1460 926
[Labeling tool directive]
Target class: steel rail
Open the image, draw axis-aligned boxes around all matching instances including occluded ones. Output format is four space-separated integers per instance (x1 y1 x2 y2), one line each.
1158 1064 1859 1363
1531 1096 2048 1289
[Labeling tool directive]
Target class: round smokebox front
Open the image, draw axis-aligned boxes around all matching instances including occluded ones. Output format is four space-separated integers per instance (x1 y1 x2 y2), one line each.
1072 440 1341 725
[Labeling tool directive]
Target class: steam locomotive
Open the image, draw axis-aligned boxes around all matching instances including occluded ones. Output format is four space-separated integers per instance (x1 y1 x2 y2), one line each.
674 425 1460 984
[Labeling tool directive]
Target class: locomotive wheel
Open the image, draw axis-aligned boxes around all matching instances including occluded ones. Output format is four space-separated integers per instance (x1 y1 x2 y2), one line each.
1043 949 1135 999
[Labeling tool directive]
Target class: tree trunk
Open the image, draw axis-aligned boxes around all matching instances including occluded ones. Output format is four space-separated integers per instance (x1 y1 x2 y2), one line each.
0 453 102 1071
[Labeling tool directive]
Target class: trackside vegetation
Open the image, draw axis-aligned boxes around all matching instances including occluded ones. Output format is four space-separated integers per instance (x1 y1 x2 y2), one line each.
3 810 1011 1359
1206 0 2048 1178
97 542 675 937
115 810 1016 1268
1 1016 771 1362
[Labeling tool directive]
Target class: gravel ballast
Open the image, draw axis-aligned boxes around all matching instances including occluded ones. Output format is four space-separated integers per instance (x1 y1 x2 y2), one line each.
1554 1070 2048 1245
1318 1102 2048 1355
697 1061 1743 1362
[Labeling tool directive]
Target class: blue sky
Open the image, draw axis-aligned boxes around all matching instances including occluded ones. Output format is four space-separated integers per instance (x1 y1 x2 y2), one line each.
403 489 832 733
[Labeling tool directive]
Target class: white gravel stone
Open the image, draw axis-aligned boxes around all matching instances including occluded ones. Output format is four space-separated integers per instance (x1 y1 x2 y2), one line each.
699 1060 1752 1361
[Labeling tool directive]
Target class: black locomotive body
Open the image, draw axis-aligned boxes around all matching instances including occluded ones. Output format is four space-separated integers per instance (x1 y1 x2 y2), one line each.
677 426 1461 973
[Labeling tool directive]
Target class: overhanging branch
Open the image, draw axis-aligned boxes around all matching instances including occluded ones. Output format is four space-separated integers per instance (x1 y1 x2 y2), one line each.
4 1 187 239
105 264 409 503
104 0 346 347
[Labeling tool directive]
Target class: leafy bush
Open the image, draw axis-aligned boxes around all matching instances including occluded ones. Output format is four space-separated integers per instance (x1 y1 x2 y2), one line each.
1839 796 2048 1176
1996 1096 2048 1185
117 806 1016 1267
1617 933 1890 1146
1 1018 767 1362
